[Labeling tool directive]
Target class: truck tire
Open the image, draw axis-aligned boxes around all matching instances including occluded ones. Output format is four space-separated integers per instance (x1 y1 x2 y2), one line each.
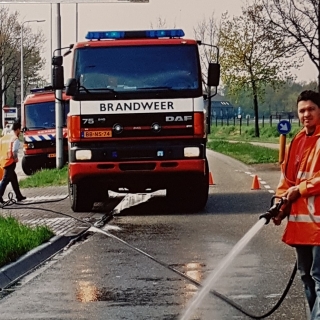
189 170 209 211
69 179 94 212
167 160 209 212
21 156 35 176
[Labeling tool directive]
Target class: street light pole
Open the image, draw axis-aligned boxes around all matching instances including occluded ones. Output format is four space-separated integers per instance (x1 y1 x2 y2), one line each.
20 19 45 112
55 3 64 169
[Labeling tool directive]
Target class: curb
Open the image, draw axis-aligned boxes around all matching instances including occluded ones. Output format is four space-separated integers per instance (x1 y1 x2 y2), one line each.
0 235 75 290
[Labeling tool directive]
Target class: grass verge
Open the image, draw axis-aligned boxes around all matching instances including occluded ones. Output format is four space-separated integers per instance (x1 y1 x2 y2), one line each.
206 124 297 164
19 165 68 188
207 140 279 164
0 216 54 268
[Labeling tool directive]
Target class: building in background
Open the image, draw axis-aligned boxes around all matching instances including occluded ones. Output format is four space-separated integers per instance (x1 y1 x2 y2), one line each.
210 100 235 119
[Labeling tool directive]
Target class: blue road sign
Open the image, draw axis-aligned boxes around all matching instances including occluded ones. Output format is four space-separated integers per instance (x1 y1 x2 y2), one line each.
277 120 291 135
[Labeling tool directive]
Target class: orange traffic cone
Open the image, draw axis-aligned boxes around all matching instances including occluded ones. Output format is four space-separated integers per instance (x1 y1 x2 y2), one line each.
251 175 261 190
209 172 215 185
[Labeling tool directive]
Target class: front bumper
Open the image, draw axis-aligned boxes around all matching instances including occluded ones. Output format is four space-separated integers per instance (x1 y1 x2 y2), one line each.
69 158 206 190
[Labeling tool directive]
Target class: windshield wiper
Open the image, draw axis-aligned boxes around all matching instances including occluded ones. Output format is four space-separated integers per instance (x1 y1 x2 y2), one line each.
136 86 175 91
78 85 116 94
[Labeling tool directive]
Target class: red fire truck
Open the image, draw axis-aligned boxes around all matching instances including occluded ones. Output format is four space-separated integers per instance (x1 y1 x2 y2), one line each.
21 87 69 175
52 29 220 212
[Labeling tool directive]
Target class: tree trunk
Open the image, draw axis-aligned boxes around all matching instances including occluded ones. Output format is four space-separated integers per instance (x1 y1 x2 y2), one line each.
251 80 260 137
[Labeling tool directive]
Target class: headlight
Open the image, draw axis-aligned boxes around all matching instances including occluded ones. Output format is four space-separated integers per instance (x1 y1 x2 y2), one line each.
184 147 200 157
76 150 92 160
113 123 123 134
151 122 161 132
24 143 34 150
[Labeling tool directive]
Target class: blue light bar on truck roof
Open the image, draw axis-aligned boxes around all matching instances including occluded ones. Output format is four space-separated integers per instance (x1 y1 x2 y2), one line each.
85 29 185 40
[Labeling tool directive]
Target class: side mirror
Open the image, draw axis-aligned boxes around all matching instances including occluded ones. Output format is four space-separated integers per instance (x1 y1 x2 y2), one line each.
52 65 65 90
207 63 220 87
52 56 64 90
65 78 77 96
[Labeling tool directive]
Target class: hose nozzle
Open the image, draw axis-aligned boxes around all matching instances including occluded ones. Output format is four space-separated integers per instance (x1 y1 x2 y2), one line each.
259 196 285 224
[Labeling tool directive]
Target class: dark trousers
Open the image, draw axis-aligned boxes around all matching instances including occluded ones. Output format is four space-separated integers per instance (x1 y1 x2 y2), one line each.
295 245 320 319
0 162 23 199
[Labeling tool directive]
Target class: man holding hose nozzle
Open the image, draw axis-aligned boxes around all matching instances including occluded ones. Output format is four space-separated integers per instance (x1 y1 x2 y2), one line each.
273 90 320 319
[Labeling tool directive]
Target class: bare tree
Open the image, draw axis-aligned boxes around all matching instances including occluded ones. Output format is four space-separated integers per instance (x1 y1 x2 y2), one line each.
0 6 46 116
219 3 300 137
257 0 320 91
20 24 46 96
150 17 176 29
193 13 219 93
0 7 21 102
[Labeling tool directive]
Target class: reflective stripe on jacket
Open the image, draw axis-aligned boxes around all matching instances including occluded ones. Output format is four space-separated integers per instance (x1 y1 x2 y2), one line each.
276 125 320 245
0 135 18 168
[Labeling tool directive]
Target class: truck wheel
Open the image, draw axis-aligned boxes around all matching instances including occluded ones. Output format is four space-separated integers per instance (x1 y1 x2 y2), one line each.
167 161 209 212
191 158 209 211
69 179 94 212
167 174 208 212
189 171 209 211
21 157 35 176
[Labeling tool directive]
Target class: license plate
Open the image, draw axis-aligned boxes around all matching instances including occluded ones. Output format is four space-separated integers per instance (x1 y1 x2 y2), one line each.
48 153 56 158
83 130 112 138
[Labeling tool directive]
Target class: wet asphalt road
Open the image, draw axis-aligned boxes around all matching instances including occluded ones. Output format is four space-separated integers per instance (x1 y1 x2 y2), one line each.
0 149 307 320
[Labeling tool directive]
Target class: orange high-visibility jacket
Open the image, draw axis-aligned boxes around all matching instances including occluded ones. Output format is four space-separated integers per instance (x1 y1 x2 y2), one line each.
0 134 18 169
276 125 320 245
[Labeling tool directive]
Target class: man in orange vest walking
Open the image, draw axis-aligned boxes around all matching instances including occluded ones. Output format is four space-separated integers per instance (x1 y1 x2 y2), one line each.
0 121 26 203
273 90 320 319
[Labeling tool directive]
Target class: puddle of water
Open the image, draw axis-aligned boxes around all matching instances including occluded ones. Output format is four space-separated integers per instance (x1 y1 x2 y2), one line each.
179 218 267 320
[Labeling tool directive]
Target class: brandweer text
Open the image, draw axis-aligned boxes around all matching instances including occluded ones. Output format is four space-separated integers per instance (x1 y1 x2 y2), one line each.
100 101 174 112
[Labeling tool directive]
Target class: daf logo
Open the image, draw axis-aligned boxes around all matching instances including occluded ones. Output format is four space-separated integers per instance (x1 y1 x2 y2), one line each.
166 115 192 122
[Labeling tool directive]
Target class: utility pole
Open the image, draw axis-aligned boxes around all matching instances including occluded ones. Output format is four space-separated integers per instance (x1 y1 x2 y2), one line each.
55 4 64 169
76 3 78 42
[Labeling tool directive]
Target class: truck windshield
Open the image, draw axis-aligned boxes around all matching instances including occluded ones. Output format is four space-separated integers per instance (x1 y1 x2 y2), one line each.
75 45 201 92
25 101 69 129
